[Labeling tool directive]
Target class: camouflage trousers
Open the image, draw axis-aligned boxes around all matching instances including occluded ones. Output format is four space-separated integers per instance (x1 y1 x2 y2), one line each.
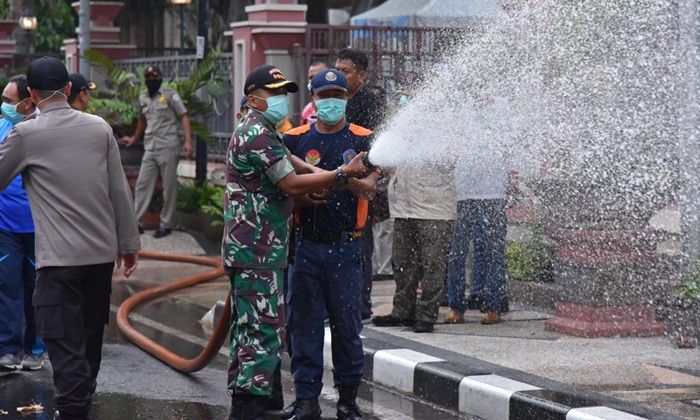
228 268 285 396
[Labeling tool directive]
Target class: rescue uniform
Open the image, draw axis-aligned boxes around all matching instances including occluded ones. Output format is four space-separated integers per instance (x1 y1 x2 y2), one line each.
0 102 140 417
133 88 188 230
284 122 372 399
0 117 44 363
223 109 295 396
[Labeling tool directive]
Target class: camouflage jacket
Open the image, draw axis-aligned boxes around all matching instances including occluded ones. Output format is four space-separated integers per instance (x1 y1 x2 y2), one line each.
222 110 295 269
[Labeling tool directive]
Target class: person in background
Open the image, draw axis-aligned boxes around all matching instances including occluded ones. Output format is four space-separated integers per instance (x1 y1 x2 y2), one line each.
0 75 45 372
335 48 386 322
300 61 328 125
0 56 140 420
122 65 193 239
67 73 96 112
371 159 456 333
445 96 511 325
236 95 248 124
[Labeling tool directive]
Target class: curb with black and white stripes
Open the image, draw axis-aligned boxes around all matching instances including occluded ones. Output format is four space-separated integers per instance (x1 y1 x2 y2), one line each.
322 328 652 420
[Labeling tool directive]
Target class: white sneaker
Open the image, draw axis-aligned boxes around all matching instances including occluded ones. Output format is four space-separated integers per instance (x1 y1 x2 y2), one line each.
21 354 44 370
0 353 21 370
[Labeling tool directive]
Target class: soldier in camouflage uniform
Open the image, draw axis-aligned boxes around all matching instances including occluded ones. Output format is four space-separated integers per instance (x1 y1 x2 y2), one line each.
224 65 371 420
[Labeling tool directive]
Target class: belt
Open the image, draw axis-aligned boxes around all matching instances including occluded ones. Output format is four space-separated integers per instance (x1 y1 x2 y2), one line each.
299 227 362 244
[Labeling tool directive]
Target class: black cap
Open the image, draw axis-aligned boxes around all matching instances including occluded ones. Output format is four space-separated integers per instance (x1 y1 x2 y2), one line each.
244 65 298 95
145 65 162 78
67 73 97 103
26 56 69 91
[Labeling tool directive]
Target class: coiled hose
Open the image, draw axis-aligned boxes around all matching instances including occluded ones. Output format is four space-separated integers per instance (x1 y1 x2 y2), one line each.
116 250 231 373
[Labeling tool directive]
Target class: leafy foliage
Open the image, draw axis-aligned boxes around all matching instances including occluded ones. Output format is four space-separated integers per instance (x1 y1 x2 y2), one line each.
506 232 553 283
0 0 9 19
35 0 76 53
678 260 700 301
84 48 224 142
177 182 225 227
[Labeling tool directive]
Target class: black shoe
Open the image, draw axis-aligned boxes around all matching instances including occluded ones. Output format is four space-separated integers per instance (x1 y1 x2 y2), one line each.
412 321 434 333
467 295 484 311
371 315 414 327
138 225 144 234
153 228 172 239
290 398 321 420
229 394 268 420
337 386 362 419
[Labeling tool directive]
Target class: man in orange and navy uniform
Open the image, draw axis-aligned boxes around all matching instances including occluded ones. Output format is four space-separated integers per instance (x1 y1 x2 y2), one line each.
283 69 378 420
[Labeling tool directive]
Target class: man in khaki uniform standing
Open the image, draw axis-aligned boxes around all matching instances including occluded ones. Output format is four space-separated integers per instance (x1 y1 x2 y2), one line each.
123 65 193 238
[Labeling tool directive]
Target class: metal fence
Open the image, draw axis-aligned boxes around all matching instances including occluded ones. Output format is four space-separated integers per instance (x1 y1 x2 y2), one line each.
115 53 234 161
291 24 464 119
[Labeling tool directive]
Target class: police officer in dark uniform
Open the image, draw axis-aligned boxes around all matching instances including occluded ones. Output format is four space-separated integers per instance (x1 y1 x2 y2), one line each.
284 69 379 420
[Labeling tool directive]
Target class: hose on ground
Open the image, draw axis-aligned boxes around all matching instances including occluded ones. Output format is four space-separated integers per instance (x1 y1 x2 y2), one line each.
116 249 231 373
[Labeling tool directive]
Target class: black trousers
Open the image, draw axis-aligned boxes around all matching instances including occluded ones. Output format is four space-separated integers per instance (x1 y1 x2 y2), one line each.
35 263 113 418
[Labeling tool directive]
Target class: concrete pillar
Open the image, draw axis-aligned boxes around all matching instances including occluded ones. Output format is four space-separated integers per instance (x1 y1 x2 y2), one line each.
62 1 136 77
230 0 307 110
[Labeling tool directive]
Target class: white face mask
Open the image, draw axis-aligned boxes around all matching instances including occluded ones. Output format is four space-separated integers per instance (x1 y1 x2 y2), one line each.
36 89 67 106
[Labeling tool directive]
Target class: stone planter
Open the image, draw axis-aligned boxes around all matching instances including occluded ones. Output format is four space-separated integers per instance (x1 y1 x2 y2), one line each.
531 178 667 337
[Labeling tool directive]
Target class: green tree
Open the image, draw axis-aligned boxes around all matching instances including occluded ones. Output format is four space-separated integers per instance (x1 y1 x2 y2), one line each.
35 0 76 53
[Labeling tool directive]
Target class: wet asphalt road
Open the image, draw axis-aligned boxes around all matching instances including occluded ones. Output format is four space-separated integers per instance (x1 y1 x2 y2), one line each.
0 283 474 420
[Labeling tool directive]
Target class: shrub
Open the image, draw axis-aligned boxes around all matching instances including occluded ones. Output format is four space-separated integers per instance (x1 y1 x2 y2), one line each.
506 240 553 283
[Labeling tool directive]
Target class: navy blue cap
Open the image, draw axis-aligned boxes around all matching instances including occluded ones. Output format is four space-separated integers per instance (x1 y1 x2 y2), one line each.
240 95 248 108
310 69 347 94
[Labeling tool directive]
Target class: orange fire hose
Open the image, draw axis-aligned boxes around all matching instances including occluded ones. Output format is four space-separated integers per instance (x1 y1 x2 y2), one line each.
116 249 231 373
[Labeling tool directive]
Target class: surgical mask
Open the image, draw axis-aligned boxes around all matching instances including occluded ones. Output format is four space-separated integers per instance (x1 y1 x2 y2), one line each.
253 94 288 125
37 90 67 106
1 102 23 124
315 98 347 124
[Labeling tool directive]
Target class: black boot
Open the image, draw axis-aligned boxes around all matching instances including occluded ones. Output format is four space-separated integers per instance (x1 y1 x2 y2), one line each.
266 362 290 417
336 386 362 419
229 394 268 420
290 398 321 420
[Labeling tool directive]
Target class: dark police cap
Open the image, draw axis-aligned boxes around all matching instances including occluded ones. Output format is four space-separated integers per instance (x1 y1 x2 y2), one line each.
244 65 298 95
67 73 97 103
310 69 347 94
26 56 69 91
145 66 162 77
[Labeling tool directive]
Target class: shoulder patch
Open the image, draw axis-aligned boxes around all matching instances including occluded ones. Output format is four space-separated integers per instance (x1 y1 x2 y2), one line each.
349 124 373 137
285 124 312 136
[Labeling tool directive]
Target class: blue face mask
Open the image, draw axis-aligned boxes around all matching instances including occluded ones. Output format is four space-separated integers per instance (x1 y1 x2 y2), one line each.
1 102 24 124
254 94 288 125
315 98 347 124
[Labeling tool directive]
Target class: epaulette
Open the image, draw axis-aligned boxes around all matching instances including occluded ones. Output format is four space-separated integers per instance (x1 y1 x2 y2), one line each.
285 124 312 136
348 124 373 137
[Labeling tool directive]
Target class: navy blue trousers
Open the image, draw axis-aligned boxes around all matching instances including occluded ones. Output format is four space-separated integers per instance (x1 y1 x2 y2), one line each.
288 235 364 399
0 229 44 356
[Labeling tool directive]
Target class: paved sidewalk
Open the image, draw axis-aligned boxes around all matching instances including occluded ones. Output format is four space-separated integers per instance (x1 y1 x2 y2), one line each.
124 230 700 419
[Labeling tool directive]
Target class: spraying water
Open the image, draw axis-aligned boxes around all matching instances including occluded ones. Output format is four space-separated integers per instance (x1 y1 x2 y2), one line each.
368 0 681 230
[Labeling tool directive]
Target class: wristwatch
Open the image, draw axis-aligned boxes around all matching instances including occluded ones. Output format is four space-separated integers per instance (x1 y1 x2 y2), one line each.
335 167 349 185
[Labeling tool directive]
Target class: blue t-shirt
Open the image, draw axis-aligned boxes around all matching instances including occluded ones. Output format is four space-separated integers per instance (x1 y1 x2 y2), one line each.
0 118 34 233
284 122 373 234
